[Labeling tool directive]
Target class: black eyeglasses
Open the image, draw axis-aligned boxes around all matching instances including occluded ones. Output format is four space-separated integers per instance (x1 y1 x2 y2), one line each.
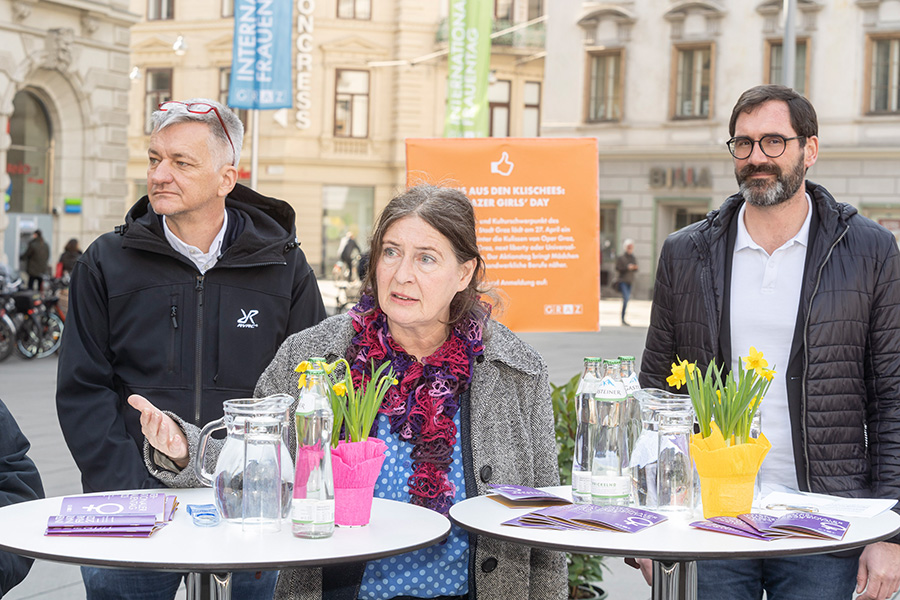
158 101 236 166
726 134 804 160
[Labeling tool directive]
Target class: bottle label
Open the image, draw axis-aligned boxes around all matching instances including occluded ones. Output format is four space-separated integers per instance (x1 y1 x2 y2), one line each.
596 377 626 401
590 475 631 499
623 373 640 395
291 498 335 525
572 470 592 494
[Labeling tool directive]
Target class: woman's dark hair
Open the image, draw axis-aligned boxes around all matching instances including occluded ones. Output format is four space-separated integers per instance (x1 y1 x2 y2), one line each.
729 84 818 138
361 185 488 327
64 238 79 253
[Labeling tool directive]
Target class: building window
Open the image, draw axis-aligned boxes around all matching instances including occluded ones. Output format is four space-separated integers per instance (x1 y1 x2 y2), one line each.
222 0 233 18
495 0 512 21
148 0 173 20
219 68 249 133
673 45 712 119
337 0 371 19
587 51 623 122
768 40 808 97
488 79 511 137
334 70 369 138
322 185 374 277
523 81 541 137
144 69 172 134
8 91 52 214
869 36 900 114
527 0 543 21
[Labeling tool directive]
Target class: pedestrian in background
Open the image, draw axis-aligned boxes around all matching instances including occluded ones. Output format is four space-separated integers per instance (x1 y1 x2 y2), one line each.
56 238 82 278
614 238 638 326
20 230 49 291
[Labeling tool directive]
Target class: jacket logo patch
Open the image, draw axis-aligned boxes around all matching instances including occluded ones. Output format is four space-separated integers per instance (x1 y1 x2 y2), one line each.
237 309 259 329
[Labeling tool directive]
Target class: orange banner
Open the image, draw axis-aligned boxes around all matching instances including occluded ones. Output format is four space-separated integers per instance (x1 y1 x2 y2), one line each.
406 138 600 332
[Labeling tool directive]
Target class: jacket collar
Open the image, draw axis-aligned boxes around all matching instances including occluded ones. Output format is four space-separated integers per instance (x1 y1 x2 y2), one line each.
118 183 299 265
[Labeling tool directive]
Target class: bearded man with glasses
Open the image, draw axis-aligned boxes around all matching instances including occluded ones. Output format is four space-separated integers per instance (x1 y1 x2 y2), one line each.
56 98 327 599
634 85 900 600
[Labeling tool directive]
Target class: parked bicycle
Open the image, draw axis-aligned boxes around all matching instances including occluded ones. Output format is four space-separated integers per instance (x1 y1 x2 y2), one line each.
0 266 64 361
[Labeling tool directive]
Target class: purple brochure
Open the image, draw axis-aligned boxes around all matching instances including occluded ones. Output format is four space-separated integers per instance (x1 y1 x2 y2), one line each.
47 514 158 528
531 503 667 533
163 495 178 521
45 525 161 537
738 513 781 535
709 516 777 539
487 485 570 507
502 514 582 531
59 493 168 521
691 520 772 541
766 512 850 540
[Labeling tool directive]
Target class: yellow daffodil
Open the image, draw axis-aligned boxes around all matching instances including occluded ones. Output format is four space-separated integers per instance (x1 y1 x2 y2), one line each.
332 382 347 397
743 347 768 372
297 373 307 389
758 367 776 382
668 361 687 389
294 360 310 373
323 361 337 375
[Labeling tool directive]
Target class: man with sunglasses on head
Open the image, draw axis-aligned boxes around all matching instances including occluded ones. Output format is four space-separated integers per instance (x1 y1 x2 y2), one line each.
636 85 900 600
56 98 327 599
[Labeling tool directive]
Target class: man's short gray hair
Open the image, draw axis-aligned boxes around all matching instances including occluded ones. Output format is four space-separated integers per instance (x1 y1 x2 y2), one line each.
150 98 244 168
623 238 634 251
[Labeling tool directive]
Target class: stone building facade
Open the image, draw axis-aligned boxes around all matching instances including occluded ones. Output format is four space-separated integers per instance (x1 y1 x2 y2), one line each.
544 0 900 298
126 0 546 276
0 0 138 268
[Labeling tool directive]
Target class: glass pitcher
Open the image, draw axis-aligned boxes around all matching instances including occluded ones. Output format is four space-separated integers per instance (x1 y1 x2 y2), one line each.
630 388 694 508
194 395 294 530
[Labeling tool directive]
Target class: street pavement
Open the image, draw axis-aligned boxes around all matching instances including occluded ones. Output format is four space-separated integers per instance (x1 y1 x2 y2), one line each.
0 291 652 600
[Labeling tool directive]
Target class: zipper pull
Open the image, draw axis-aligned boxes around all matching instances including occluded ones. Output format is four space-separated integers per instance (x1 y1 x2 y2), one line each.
170 305 178 329
195 275 204 292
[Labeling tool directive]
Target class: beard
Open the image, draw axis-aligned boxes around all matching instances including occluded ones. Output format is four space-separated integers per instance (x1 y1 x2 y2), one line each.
736 153 806 207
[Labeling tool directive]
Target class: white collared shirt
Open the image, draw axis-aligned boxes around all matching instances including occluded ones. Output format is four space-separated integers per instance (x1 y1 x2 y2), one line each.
730 194 812 491
163 211 228 274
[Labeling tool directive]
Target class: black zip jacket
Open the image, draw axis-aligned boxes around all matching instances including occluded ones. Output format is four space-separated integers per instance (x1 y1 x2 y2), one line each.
56 184 327 493
640 181 900 540
0 399 44 596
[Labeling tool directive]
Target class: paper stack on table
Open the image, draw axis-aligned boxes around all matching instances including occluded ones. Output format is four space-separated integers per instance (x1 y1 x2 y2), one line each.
691 512 850 541
503 504 667 533
45 492 178 538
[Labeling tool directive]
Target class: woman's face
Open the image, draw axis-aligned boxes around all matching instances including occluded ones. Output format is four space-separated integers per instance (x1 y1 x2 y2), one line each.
375 215 476 336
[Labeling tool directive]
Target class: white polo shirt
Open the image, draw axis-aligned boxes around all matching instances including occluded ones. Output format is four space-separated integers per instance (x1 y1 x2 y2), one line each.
730 194 812 491
163 211 228 274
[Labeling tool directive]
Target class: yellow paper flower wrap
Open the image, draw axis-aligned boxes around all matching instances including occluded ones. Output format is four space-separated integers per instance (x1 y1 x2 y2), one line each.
690 422 771 518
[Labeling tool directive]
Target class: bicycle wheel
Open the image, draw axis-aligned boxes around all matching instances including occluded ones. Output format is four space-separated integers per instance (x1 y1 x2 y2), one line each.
15 317 40 359
0 319 13 362
35 312 64 357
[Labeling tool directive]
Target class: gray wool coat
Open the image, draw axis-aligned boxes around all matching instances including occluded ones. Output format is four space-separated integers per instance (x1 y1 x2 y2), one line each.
147 313 567 600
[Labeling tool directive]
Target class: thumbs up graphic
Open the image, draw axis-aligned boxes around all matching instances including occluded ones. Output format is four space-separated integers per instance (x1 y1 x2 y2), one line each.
490 152 514 176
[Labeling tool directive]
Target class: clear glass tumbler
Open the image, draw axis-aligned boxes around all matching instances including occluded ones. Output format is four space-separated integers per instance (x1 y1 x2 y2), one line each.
656 410 694 516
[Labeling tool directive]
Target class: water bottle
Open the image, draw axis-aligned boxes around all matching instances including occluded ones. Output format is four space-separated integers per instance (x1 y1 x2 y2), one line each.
619 356 643 468
591 359 632 506
292 364 335 538
571 357 603 504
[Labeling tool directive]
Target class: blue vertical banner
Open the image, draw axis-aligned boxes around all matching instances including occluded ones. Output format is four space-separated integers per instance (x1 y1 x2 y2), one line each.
229 0 293 109
443 0 492 138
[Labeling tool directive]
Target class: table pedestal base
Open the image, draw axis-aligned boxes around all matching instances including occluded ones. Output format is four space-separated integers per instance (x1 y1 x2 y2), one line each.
652 559 697 600
185 572 232 600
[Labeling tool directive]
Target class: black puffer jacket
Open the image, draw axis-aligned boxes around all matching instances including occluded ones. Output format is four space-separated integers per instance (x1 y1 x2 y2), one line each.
57 184 327 493
640 182 900 522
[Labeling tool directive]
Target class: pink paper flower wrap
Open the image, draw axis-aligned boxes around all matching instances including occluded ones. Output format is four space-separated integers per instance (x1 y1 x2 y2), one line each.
331 438 388 526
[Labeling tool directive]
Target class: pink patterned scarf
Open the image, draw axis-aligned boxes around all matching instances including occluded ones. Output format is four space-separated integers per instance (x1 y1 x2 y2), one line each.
345 294 485 515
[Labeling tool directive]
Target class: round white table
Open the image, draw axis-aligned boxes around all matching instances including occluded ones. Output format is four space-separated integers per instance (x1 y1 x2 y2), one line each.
448 486 900 600
0 488 450 600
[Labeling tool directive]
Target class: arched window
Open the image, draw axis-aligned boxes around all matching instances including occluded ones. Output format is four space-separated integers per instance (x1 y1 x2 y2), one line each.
8 91 53 214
